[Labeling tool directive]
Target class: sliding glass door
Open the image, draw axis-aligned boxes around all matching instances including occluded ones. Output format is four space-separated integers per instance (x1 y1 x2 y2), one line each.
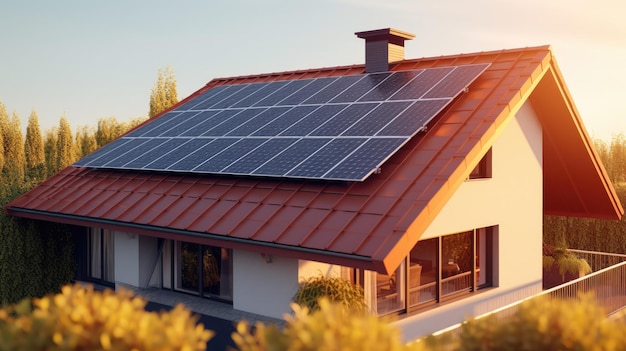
173 241 233 301
88 227 115 284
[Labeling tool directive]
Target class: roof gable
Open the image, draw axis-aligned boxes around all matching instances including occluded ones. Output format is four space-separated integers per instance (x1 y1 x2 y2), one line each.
6 45 623 274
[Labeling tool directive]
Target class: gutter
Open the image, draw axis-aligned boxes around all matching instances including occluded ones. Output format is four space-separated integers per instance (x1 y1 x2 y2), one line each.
7 206 375 268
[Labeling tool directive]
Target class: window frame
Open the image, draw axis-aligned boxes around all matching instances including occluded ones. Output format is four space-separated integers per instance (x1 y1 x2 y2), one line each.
468 148 492 180
86 227 115 286
376 226 495 315
162 240 234 303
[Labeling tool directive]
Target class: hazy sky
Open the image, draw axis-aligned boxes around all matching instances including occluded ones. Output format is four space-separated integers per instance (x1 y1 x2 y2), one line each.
2 0 625 141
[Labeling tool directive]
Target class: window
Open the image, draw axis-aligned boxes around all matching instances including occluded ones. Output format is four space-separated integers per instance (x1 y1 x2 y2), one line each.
376 261 405 314
469 148 492 179
88 227 115 284
162 241 233 302
376 226 495 315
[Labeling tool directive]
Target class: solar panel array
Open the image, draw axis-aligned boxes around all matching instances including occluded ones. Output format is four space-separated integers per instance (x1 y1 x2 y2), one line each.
74 63 489 181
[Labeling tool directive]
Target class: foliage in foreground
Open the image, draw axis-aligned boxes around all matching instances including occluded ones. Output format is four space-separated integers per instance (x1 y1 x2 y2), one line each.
244 294 626 351
292 275 367 313
1 285 625 351
232 298 419 351
0 284 212 351
420 294 626 351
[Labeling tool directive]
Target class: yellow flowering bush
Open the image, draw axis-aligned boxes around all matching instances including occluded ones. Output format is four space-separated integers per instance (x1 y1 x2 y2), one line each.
292 275 367 313
232 298 421 351
0 283 212 351
429 294 626 351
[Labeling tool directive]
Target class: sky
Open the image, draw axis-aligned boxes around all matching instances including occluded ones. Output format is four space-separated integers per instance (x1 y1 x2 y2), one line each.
1 0 626 141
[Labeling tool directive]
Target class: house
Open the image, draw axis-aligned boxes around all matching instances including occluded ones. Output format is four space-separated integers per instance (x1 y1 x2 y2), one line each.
6 28 623 340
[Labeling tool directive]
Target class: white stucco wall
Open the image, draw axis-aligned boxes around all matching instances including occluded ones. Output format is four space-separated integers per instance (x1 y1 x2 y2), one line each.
232 253 346 318
396 101 544 340
233 250 299 319
297 260 344 282
114 231 139 287
113 232 160 289
138 236 160 287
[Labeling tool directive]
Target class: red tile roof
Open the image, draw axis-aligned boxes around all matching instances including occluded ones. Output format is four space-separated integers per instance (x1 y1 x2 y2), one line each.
6 45 623 274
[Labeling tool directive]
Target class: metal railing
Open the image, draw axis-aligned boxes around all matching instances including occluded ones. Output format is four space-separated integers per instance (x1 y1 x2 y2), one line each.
430 250 626 339
544 254 626 316
569 249 626 272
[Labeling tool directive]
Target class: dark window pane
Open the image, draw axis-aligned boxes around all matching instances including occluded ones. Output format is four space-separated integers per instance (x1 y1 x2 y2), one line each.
376 262 405 315
441 231 473 296
408 238 438 307
178 242 200 293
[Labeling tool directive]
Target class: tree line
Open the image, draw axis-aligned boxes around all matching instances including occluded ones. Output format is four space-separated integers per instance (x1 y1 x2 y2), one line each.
2 105 146 186
0 100 148 304
0 65 177 190
0 66 178 304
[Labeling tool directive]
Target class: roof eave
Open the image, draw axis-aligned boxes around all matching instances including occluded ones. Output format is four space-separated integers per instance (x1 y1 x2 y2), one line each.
6 206 383 272
531 61 624 220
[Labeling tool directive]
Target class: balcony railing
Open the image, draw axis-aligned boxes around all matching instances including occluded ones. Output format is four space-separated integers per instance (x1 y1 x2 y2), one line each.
569 249 626 272
545 250 626 316
430 250 626 339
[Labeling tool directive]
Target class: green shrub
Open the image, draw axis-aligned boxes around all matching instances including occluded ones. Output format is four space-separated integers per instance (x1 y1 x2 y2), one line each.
0 283 212 350
292 275 367 313
543 244 592 278
232 298 421 351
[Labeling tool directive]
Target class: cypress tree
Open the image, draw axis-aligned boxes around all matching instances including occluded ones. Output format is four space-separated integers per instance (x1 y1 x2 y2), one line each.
1 111 25 183
55 116 74 172
0 101 8 173
24 110 46 182
149 65 178 118
0 127 4 175
44 127 58 177
95 116 124 147
75 125 97 159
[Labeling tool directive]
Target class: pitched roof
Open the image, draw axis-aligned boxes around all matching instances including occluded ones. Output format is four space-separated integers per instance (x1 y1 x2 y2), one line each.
6 45 623 274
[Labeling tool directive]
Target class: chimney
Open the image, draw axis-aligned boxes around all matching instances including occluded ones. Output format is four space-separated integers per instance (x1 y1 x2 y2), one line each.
355 28 415 73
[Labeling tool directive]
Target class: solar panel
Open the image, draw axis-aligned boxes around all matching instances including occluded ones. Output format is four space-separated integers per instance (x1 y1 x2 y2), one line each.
74 63 489 181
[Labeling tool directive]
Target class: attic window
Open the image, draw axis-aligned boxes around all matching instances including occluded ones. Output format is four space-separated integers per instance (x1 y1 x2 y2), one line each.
469 148 492 180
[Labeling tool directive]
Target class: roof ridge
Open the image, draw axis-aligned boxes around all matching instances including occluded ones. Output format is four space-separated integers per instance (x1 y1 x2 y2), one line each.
205 45 553 86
